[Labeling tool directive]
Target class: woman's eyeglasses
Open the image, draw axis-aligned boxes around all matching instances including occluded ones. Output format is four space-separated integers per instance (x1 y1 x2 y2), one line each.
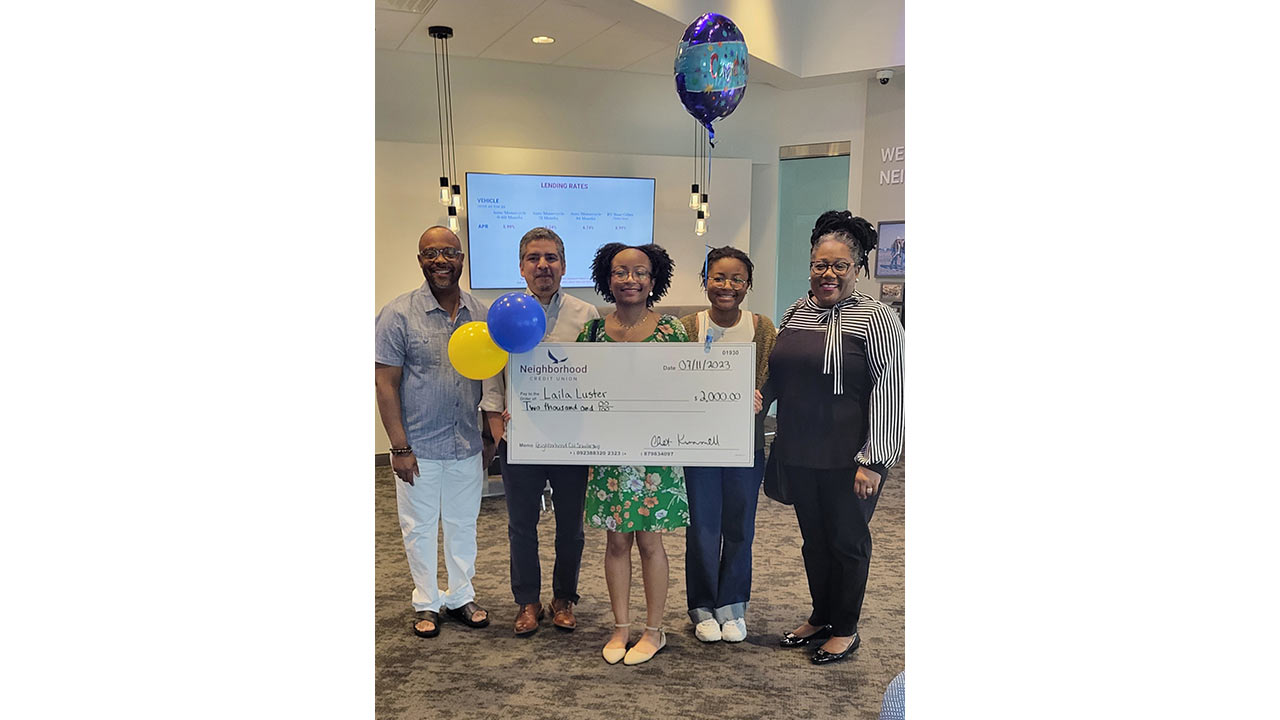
708 275 748 289
611 268 652 281
810 260 854 276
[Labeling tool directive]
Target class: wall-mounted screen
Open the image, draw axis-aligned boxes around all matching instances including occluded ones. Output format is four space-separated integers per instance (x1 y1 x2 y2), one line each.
465 172 656 289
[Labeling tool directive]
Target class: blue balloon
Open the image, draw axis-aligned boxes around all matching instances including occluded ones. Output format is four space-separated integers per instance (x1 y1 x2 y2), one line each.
487 292 547 354
674 13 748 143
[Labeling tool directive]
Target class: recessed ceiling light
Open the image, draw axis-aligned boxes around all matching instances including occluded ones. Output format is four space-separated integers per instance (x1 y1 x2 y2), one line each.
531 36 555 44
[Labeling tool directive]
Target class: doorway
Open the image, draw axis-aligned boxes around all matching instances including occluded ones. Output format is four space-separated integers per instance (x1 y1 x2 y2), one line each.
776 145 851 318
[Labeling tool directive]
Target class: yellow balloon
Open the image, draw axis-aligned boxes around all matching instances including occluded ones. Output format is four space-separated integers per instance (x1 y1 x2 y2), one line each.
447 321 509 380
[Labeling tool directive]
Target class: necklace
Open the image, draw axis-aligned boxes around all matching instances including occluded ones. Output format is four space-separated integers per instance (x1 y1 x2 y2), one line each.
615 309 651 329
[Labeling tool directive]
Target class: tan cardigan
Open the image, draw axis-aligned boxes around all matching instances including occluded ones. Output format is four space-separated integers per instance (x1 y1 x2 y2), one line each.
679 311 777 390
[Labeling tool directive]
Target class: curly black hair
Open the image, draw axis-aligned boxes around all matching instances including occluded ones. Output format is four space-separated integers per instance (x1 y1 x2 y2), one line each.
810 210 879 277
700 246 754 288
590 242 674 306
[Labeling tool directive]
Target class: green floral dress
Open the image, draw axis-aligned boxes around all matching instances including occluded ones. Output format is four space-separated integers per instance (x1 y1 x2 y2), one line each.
576 314 691 533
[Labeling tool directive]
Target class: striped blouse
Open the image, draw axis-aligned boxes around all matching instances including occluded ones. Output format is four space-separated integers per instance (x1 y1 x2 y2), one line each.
766 290 904 473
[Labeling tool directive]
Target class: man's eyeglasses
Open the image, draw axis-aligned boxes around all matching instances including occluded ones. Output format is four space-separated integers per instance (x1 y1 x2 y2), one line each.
810 260 854 276
420 247 463 260
611 268 652 281
708 275 748 289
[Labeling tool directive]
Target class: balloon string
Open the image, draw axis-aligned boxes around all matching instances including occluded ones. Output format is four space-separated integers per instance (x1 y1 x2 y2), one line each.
695 119 701 189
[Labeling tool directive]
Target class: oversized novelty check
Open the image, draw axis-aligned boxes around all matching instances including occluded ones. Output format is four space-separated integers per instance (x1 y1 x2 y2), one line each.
505 342 756 467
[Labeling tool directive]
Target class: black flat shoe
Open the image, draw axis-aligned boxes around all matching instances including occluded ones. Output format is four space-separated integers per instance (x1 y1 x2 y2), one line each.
780 624 832 648
811 633 860 665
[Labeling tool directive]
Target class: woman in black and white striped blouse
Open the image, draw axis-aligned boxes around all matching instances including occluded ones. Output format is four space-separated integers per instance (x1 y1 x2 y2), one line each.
763 210 904 665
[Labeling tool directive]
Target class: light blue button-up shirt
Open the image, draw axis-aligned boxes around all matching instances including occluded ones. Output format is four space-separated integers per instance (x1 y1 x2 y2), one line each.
375 281 496 460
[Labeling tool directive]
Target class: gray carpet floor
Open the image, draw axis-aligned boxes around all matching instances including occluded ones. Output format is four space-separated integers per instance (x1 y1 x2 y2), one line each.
375 438 905 720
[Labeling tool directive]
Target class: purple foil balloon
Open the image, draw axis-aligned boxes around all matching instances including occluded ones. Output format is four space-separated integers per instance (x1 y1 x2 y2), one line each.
674 13 748 144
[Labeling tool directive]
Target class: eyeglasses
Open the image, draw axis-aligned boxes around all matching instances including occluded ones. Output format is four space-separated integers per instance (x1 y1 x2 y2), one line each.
708 275 748 289
611 268 652 281
420 247 463 260
810 260 854 276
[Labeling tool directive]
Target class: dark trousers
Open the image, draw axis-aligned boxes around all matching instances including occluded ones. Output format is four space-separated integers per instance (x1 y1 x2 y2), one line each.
684 448 765 623
787 465 884 636
497 439 588 605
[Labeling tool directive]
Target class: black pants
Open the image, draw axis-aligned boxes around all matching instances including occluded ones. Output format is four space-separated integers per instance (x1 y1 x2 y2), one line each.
787 465 884 636
497 439 588 605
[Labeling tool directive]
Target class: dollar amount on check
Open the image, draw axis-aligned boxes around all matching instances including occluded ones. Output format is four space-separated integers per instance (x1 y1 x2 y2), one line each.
505 342 757 467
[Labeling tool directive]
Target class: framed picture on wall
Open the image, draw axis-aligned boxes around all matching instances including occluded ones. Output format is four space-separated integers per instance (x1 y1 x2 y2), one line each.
875 220 905 278
879 282 904 303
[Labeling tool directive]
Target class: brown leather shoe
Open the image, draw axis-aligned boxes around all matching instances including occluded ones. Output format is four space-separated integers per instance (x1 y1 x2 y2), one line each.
549 598 577 632
514 602 544 637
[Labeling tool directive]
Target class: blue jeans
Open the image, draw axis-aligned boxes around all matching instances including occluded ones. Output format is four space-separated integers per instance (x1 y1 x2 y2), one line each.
684 448 765 623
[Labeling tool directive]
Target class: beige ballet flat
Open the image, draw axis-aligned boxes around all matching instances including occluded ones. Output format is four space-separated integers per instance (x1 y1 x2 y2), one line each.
623 626 667 665
602 623 630 665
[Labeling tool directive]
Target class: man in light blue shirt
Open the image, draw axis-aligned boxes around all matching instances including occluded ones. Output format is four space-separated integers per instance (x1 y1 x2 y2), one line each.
375 226 500 638
480 227 599 636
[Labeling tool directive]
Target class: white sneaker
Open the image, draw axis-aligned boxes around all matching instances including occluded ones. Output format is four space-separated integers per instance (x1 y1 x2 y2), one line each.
694 618 722 642
721 618 747 643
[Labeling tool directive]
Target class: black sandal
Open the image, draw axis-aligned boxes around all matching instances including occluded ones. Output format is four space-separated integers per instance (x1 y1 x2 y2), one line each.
413 610 441 638
446 601 490 628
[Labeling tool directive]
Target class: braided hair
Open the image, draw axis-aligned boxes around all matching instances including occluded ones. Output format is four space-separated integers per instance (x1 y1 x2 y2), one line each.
810 210 878 277
590 242 675 306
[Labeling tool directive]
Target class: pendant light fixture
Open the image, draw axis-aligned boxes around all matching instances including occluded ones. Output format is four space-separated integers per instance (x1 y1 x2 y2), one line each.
690 120 702 210
692 121 711 234
430 25 461 212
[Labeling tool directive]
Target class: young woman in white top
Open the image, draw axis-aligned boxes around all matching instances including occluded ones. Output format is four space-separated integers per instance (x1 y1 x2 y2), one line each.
678 247 776 644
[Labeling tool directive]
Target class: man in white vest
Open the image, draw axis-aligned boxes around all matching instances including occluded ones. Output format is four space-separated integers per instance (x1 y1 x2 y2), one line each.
481 227 600 636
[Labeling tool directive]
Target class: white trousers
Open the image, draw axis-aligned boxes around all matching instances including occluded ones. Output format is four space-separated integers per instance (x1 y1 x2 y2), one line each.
394 452 484 612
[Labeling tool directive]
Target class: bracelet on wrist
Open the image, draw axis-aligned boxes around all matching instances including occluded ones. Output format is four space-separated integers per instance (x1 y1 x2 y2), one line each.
389 447 413 455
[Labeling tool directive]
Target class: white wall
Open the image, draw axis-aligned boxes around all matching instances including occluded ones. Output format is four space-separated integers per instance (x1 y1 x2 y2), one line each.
376 50 866 165
625 0 904 76
859 71 906 301
799 0 905 76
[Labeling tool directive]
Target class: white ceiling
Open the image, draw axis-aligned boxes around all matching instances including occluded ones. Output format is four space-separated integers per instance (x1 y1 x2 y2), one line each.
375 0 903 90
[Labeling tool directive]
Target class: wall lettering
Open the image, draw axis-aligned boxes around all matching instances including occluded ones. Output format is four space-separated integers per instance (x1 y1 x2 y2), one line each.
879 145 905 186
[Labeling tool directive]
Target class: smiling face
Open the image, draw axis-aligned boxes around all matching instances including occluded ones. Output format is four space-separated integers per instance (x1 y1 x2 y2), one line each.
809 237 858 307
519 238 565 298
418 227 464 291
609 248 654 307
705 257 750 313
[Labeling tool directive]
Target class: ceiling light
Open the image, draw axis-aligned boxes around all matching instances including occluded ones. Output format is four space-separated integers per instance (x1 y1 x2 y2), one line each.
531 36 555 44
429 25 462 210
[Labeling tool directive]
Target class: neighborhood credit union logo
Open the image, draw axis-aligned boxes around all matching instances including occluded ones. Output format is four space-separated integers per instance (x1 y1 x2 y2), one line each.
520 351 587 375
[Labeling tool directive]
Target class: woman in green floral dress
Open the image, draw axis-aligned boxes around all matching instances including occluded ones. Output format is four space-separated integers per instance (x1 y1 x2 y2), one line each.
577 242 690 665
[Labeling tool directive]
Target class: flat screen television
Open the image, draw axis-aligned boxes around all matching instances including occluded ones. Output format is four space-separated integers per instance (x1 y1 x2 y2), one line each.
465 172 656 289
